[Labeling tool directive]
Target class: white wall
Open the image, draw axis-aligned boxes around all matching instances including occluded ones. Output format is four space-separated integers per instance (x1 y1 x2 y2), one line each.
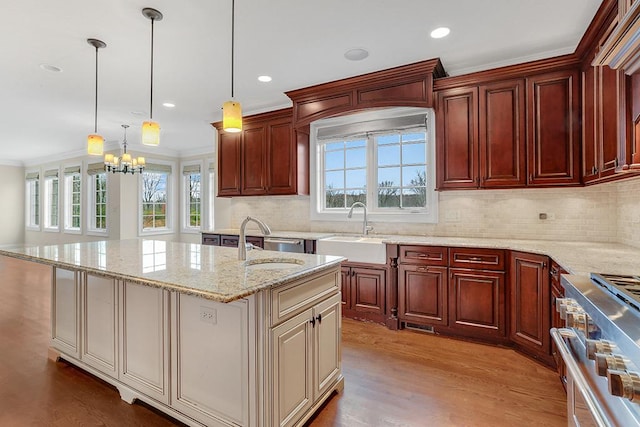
0 164 25 245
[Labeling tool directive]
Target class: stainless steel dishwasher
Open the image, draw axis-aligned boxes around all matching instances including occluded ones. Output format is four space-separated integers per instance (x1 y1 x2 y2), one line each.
263 237 304 253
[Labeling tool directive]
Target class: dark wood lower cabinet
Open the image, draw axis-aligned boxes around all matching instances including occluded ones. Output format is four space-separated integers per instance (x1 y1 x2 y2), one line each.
510 251 552 365
449 269 506 341
398 265 448 326
342 263 387 324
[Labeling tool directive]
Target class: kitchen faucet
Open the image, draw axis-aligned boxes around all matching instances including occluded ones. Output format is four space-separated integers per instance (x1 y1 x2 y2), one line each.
347 202 373 236
238 216 272 260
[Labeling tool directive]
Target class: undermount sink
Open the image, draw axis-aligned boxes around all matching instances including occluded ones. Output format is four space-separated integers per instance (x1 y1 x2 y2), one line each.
244 258 305 270
316 235 386 264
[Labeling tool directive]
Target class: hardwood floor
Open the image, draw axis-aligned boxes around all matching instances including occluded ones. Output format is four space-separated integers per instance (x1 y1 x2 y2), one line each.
0 255 566 426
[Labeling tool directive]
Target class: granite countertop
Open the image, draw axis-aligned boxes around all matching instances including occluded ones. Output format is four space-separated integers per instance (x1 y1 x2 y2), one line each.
203 229 335 240
377 235 640 277
0 239 343 303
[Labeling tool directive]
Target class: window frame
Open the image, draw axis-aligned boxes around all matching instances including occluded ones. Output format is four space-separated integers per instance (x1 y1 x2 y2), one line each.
139 161 174 236
86 169 108 237
180 161 203 234
25 171 41 231
43 169 60 232
310 107 438 223
63 166 82 234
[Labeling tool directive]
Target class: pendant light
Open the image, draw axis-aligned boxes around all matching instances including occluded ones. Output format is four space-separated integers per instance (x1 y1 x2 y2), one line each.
87 38 106 155
141 7 163 146
223 0 242 133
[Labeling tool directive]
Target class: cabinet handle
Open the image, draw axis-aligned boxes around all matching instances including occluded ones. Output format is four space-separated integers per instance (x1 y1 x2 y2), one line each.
418 253 427 258
417 266 429 272
529 174 533 182
615 158 619 167
543 262 548 269
351 269 355 277
310 317 316 328
316 314 322 324
467 256 482 262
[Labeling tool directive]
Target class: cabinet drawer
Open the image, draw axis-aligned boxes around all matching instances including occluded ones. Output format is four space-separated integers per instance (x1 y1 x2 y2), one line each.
449 247 505 271
399 246 447 266
202 234 220 246
219 235 264 248
270 269 340 326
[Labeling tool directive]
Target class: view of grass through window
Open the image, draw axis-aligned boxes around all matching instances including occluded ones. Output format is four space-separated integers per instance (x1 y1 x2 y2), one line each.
142 172 168 229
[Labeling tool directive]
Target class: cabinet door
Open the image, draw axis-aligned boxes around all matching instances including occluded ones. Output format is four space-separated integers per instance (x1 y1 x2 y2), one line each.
267 119 296 194
241 124 267 195
510 251 551 359
527 70 580 186
449 269 506 339
171 294 249 426
313 294 341 400
51 267 80 358
82 274 117 377
271 308 314 427
119 281 170 404
436 87 479 189
599 65 623 177
351 266 386 315
398 265 448 326
582 65 598 182
340 266 351 309
217 132 241 196
628 73 640 170
479 79 526 187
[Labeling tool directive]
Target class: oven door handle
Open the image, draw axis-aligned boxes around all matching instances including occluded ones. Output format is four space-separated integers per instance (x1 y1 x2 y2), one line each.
550 328 613 427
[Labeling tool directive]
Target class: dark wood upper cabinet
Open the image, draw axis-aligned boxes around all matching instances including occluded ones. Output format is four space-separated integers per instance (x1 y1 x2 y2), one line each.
217 132 242 196
582 65 598 181
213 108 309 197
479 79 526 187
526 70 581 186
436 87 479 189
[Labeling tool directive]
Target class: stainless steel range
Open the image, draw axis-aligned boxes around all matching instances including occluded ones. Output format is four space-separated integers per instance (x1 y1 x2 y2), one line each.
553 272 640 426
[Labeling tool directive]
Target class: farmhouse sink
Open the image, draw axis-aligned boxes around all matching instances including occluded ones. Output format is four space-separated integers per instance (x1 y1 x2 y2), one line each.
245 258 305 270
316 235 387 264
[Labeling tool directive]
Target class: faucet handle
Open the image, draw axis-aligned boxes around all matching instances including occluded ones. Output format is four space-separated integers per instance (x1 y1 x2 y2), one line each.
246 243 263 252
364 225 374 235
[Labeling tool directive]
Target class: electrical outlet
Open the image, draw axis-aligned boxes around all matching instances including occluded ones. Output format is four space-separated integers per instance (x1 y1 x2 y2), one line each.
200 306 217 325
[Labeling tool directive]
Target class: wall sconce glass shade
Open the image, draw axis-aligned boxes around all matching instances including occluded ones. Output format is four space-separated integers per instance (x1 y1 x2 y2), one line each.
142 120 160 146
87 134 104 155
223 101 242 133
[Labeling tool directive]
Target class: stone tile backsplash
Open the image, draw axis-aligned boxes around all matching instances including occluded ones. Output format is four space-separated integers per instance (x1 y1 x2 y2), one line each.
227 176 640 248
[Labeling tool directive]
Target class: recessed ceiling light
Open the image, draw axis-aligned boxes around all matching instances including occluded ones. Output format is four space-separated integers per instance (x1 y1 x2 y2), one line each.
162 102 175 108
40 64 62 73
258 75 272 83
430 27 450 39
344 48 369 61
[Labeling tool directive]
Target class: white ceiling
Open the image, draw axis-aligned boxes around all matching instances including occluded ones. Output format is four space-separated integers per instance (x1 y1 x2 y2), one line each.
2 0 603 166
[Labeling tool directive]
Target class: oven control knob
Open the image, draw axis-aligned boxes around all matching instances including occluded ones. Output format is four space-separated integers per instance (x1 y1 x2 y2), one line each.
566 311 587 334
608 370 640 403
556 298 580 320
586 339 617 360
595 353 629 376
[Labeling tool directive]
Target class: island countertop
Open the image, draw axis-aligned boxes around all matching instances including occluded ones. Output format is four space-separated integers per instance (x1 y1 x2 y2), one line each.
0 239 343 303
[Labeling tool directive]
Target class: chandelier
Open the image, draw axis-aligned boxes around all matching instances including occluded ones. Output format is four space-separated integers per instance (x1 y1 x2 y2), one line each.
104 125 146 174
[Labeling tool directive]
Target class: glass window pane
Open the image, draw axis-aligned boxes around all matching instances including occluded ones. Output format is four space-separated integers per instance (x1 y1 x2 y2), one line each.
378 189 400 208
402 132 426 143
378 145 400 166
402 187 427 208
326 190 345 208
377 167 400 187
325 150 344 170
325 170 344 189
346 191 366 206
345 169 366 188
377 134 400 145
402 142 426 164
345 139 366 149
345 148 366 168
325 141 343 152
403 166 427 186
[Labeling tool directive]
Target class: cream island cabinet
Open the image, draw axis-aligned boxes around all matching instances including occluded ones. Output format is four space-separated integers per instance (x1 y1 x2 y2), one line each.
1 239 344 427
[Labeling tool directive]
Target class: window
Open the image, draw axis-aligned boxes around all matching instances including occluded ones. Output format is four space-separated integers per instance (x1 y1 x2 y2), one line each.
25 172 40 229
43 169 59 231
63 166 82 233
181 163 201 232
141 163 172 233
87 163 107 234
310 107 437 223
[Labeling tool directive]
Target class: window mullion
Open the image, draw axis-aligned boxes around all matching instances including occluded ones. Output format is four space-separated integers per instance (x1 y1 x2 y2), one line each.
368 135 376 210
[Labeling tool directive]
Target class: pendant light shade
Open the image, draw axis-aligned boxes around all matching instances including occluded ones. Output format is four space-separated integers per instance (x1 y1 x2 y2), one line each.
222 0 242 133
142 7 163 146
87 38 106 155
223 101 242 133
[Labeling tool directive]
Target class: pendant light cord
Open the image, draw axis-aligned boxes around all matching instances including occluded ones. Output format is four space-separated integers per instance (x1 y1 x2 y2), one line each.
150 17 155 120
94 45 99 133
231 0 235 99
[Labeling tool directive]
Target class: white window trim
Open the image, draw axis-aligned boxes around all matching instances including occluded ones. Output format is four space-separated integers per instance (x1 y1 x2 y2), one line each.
43 171 60 232
86 170 109 237
139 159 175 236
180 160 204 234
63 165 82 235
309 107 438 223
25 170 41 231
204 160 215 231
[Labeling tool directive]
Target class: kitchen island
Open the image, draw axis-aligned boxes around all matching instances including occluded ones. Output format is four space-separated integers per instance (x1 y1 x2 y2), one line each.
0 239 344 427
